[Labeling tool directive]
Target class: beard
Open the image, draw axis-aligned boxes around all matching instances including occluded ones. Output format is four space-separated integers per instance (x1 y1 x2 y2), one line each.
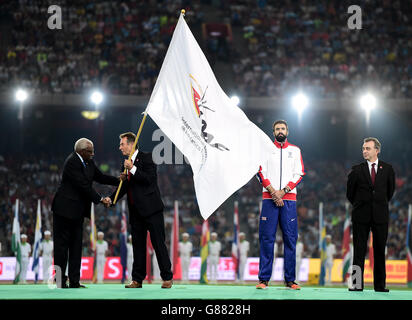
275 133 286 142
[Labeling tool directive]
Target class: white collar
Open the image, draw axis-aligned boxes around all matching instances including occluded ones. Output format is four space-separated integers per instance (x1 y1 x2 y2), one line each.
131 149 139 162
367 159 378 167
76 152 85 164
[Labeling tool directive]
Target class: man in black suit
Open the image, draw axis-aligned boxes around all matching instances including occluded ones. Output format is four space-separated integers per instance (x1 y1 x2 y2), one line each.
108 132 173 289
52 138 119 288
346 137 395 292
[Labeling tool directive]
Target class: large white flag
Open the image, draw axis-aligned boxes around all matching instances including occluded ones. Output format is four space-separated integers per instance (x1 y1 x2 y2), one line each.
146 13 273 219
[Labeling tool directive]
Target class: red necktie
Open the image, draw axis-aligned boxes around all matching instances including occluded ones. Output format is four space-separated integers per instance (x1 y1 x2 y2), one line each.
371 163 376 185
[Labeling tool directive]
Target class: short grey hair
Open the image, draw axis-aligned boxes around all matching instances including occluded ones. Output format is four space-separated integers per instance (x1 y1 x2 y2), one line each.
74 138 93 152
363 137 381 151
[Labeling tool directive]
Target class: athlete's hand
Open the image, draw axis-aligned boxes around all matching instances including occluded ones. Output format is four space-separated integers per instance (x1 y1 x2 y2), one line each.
275 199 284 207
273 190 285 200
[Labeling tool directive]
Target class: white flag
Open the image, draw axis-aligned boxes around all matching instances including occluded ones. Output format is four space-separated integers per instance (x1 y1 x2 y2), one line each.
146 13 274 219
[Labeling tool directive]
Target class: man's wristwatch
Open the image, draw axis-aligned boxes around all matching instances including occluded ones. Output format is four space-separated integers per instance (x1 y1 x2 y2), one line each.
282 187 290 194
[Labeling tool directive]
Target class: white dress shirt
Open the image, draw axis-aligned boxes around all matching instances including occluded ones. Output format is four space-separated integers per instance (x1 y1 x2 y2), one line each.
76 152 87 166
129 149 139 175
367 159 379 175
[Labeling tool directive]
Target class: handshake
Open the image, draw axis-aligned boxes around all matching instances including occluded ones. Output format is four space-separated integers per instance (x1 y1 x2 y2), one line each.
101 197 113 208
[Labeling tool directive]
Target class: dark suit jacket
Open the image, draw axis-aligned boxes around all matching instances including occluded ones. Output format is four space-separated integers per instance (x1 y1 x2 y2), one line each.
52 152 119 220
346 160 395 224
111 151 164 217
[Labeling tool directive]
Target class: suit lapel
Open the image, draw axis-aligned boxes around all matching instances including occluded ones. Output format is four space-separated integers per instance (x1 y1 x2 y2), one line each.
375 160 383 183
77 154 92 181
362 162 373 186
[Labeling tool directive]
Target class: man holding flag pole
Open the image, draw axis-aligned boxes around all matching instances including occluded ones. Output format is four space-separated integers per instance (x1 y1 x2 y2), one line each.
108 132 173 289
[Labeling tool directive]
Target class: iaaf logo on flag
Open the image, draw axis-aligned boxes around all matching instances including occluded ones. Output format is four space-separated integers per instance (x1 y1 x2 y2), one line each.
190 74 230 152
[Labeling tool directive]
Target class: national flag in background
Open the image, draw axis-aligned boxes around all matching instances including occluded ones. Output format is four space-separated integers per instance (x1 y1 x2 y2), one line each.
12 199 21 284
407 204 412 288
119 200 128 284
145 11 274 220
231 201 240 280
170 200 179 275
318 202 327 285
368 232 374 270
31 199 42 284
342 201 351 283
199 219 210 284
90 203 98 283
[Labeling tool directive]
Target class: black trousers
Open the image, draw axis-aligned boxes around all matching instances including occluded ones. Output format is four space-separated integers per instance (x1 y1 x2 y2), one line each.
129 208 173 282
352 221 388 289
53 213 84 285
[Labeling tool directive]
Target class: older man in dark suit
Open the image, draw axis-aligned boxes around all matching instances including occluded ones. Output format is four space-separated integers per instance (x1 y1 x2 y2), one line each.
52 138 120 288
346 137 395 292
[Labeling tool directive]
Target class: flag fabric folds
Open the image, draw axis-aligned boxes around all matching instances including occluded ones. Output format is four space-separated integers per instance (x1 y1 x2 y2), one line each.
119 200 128 284
231 201 240 280
199 219 210 284
145 13 274 220
342 202 351 283
31 199 42 283
318 202 326 285
12 199 21 284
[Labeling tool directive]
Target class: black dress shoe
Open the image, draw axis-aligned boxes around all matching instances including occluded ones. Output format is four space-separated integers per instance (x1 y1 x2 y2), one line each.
69 283 87 288
348 287 363 292
375 288 389 292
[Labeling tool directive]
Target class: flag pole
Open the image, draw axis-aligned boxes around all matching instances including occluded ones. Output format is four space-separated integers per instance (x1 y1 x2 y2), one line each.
114 8 187 205
113 111 148 204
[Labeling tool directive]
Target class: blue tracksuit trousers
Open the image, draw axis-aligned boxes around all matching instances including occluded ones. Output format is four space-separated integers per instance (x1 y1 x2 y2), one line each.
258 199 298 282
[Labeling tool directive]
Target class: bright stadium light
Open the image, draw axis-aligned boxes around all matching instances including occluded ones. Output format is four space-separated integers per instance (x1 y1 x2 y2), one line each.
360 93 376 112
90 91 104 107
291 92 309 126
15 89 28 102
360 93 377 127
230 95 240 106
291 92 309 112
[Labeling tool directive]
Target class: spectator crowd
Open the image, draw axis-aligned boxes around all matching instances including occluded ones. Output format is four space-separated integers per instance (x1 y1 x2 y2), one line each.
1 1 411 98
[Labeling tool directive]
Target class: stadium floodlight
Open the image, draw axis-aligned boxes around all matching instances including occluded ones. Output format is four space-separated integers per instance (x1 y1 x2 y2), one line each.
360 93 377 127
359 93 376 112
15 89 28 102
90 91 104 107
291 92 309 113
291 92 309 126
230 95 240 106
